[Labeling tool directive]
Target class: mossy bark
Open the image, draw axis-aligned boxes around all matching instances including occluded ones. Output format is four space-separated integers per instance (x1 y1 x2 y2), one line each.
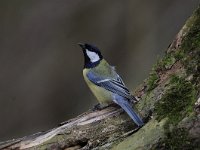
1 5 200 150
113 5 200 149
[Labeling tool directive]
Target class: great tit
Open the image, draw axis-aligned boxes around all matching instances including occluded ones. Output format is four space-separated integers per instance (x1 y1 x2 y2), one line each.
79 43 144 127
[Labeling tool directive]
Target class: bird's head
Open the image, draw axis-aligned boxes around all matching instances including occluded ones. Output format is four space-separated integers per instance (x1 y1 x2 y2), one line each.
78 43 103 68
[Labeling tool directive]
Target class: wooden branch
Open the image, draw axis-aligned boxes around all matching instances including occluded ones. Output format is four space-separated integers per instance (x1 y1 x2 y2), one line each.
0 105 149 150
1 4 200 150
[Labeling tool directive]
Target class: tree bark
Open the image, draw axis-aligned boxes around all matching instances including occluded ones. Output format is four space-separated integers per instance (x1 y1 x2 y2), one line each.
1 5 200 150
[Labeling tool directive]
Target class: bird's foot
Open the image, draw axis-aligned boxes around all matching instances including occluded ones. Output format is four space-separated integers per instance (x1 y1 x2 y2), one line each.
92 102 119 111
92 102 117 110
92 103 105 111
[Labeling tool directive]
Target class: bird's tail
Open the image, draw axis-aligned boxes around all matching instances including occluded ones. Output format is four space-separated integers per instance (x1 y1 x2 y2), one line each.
115 97 144 127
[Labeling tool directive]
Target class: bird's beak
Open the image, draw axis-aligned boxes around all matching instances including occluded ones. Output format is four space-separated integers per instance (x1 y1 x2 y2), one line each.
78 43 85 49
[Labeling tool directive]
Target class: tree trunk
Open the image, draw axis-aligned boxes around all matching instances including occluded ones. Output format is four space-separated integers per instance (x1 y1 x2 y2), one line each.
1 5 200 150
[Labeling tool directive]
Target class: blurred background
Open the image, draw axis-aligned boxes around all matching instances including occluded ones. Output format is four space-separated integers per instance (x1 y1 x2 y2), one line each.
0 0 199 141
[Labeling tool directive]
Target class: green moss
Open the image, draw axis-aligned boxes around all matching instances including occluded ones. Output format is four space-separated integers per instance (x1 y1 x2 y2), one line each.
147 71 159 91
174 50 184 60
158 53 176 70
146 53 177 92
182 7 200 52
154 127 195 150
181 6 200 89
155 75 196 124
153 75 197 149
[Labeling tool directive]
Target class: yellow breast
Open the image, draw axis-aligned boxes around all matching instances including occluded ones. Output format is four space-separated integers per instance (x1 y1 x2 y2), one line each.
83 64 113 106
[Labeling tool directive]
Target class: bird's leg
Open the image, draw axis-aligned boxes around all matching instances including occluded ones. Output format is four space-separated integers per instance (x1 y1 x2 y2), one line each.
108 102 120 108
92 102 118 111
92 103 104 111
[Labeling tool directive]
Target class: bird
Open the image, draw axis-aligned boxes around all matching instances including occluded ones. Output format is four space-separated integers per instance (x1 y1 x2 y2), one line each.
78 43 144 127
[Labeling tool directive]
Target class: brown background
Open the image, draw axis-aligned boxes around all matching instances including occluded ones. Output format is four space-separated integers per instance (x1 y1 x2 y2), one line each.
0 0 199 140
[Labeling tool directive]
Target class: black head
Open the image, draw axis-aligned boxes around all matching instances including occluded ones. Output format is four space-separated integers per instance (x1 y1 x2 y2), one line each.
78 43 103 68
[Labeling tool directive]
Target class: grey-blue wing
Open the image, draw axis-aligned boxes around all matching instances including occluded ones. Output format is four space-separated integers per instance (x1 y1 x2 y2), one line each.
87 71 136 101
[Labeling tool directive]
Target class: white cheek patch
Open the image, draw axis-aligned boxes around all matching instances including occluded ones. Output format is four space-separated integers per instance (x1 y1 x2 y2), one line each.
86 50 100 62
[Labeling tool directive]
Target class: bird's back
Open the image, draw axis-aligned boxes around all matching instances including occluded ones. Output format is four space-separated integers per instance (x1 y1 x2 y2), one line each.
90 59 117 78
